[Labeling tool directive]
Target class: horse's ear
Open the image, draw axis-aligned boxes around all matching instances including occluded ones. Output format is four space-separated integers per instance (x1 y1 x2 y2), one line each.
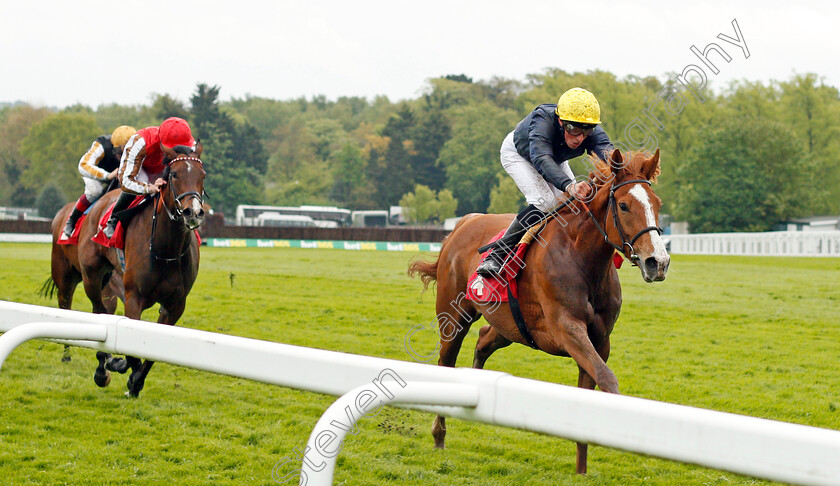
642 148 661 182
609 148 625 175
194 139 203 158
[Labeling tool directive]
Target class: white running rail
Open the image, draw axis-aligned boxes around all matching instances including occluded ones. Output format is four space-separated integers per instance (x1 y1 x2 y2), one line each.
2 300 840 485
668 231 840 256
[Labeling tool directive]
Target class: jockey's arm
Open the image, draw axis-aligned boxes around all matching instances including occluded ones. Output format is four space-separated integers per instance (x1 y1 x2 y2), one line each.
584 126 614 162
78 141 109 180
527 109 574 192
119 134 156 195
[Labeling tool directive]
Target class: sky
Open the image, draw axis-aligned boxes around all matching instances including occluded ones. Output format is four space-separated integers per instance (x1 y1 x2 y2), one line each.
0 0 837 109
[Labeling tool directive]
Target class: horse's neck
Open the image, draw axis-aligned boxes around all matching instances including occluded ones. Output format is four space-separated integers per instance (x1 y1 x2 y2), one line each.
556 189 617 277
151 202 191 256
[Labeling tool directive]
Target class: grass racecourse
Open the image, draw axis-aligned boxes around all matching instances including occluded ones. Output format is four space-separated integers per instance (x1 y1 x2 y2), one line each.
0 242 838 485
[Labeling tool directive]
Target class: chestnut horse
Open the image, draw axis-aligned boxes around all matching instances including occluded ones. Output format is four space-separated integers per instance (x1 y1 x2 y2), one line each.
47 143 206 397
408 149 669 474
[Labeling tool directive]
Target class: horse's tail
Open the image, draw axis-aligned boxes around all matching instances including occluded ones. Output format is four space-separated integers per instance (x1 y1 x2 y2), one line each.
407 214 478 293
407 256 439 293
38 275 58 300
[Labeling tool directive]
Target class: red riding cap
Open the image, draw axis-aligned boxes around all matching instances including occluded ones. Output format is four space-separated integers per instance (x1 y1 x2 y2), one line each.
159 117 195 149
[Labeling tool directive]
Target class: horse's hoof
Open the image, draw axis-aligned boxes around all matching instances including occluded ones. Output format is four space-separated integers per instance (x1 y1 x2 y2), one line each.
94 352 112 387
126 376 142 398
61 355 71 363
93 369 111 388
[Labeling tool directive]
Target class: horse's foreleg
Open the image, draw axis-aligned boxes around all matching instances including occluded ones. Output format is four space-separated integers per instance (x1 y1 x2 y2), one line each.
126 301 184 398
472 325 512 369
81 271 109 314
575 367 596 474
127 360 154 398
558 317 618 394
574 337 611 475
102 272 123 314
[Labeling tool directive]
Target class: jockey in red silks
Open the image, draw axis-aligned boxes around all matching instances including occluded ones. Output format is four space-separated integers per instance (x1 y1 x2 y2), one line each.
101 117 196 239
61 126 136 239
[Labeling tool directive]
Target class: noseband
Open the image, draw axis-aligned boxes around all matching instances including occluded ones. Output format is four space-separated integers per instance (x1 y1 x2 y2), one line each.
584 179 663 265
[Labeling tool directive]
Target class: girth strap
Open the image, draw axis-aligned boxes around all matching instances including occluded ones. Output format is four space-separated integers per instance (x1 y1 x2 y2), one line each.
507 286 538 349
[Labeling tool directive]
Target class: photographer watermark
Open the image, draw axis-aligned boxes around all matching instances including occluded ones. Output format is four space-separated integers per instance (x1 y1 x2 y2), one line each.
272 368 407 485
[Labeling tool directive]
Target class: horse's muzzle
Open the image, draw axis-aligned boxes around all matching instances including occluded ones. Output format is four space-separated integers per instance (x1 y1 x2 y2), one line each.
182 204 205 230
642 255 670 282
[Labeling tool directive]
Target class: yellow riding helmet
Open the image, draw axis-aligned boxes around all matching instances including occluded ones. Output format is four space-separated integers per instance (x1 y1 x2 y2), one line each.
111 125 137 147
555 88 601 125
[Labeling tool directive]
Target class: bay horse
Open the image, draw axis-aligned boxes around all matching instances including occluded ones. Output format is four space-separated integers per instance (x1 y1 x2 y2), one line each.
408 149 669 474
47 143 206 397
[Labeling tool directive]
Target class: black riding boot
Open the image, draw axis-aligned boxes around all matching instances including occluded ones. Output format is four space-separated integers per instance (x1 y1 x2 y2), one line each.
476 204 547 277
103 192 135 239
62 208 84 238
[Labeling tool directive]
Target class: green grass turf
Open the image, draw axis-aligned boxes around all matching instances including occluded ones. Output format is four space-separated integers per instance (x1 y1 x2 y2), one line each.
0 242 838 485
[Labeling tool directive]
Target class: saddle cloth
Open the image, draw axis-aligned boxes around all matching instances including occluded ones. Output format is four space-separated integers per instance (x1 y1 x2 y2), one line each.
57 213 88 246
465 229 528 303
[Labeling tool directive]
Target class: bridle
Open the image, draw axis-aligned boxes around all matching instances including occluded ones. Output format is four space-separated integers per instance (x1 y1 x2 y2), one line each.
149 156 206 263
160 156 205 225
581 179 662 265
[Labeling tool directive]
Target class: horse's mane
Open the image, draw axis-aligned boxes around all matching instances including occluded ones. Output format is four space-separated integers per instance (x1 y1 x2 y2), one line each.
586 150 659 187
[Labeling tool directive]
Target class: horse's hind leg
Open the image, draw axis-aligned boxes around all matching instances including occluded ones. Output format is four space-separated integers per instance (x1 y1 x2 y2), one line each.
472 325 512 369
431 293 480 450
51 246 81 361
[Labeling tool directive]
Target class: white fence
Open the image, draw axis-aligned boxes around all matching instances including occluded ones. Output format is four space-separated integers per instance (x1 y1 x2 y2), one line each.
2 300 840 485
668 231 840 256
7 230 840 257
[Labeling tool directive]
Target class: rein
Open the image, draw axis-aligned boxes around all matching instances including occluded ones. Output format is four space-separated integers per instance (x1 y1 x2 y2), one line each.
579 179 662 266
149 156 204 263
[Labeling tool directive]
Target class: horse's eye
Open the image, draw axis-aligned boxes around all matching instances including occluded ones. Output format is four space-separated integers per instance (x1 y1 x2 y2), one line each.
619 202 629 212
171 171 178 179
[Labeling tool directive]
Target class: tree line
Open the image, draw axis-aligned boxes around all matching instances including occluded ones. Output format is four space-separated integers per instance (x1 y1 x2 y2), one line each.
1 70 838 232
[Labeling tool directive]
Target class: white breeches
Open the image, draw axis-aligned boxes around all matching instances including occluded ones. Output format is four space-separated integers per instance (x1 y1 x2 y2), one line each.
83 176 110 201
499 131 575 212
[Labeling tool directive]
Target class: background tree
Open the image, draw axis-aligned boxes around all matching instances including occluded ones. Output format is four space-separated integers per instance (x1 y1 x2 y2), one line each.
399 185 459 224
189 84 265 216
437 102 518 214
5 70 839 231
35 183 67 218
399 185 439 224
675 116 812 232
329 143 371 208
372 104 416 206
145 93 190 122
19 112 100 201
487 173 525 214
0 105 50 206
437 189 457 222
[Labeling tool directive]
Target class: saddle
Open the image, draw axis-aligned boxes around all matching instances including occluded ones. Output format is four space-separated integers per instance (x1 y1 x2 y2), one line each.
91 195 150 249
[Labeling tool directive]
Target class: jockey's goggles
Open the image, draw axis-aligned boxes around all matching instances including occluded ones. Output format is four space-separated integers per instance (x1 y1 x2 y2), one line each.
561 120 596 137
